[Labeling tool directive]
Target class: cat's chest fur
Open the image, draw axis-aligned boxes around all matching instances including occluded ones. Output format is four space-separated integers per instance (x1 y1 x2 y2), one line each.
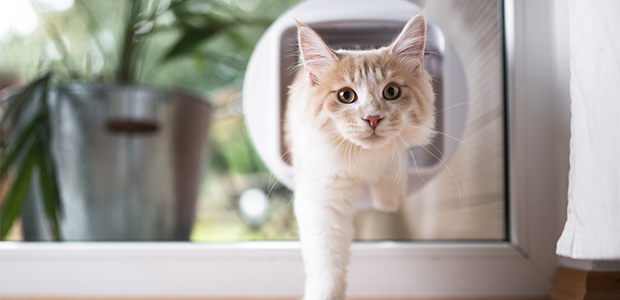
296 132 394 184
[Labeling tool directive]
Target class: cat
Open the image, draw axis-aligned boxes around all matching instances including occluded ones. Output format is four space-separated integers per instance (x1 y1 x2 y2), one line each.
285 12 435 300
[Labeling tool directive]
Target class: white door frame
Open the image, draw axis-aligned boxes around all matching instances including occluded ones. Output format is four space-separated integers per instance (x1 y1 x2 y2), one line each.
0 0 567 297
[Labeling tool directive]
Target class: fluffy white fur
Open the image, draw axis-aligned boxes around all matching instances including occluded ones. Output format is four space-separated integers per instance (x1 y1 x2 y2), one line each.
287 12 435 300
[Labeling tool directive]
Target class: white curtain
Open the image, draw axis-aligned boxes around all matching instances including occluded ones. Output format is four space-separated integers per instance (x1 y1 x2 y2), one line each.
556 0 620 260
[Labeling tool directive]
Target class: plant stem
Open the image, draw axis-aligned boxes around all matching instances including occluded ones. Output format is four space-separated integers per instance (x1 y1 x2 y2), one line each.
74 0 114 79
116 0 142 83
44 22 81 80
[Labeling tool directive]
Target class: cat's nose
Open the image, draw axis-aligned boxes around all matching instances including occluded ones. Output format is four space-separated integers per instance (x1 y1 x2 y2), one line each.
363 115 383 130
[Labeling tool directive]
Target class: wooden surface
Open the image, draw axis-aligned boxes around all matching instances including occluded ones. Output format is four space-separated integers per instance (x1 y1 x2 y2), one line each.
0 296 548 300
550 267 620 300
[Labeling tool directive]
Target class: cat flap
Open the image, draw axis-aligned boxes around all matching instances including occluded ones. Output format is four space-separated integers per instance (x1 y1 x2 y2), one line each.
243 0 468 204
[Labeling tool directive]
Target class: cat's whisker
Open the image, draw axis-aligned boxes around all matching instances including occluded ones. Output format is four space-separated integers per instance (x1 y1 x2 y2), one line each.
285 53 303 76
413 126 488 162
321 130 342 140
350 145 363 185
347 142 354 173
390 144 399 185
287 194 296 207
340 144 364 186
427 142 445 159
435 131 487 162
353 145 363 172
390 143 399 166
329 134 347 150
281 146 299 165
390 150 400 187
346 142 352 172
435 102 468 114
282 132 342 166
419 144 462 202
398 148 404 188
266 176 281 199
397 135 426 184
332 139 348 159
280 149 293 161
408 147 426 184
389 146 403 188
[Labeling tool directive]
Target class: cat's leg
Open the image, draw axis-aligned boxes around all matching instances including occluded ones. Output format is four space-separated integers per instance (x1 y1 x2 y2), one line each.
294 182 359 300
369 150 407 212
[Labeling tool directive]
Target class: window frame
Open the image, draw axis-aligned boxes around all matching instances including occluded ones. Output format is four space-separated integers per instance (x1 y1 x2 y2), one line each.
0 0 565 297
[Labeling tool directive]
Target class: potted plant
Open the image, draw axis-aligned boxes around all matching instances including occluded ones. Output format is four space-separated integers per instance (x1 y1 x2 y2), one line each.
0 0 273 241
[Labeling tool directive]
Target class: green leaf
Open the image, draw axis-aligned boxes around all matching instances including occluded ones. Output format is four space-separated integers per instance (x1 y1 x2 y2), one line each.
163 27 225 61
35 137 63 241
116 0 147 83
225 28 252 50
0 93 22 129
1 73 50 180
0 116 42 180
0 143 38 240
44 20 81 79
74 0 107 56
34 86 63 241
0 74 50 130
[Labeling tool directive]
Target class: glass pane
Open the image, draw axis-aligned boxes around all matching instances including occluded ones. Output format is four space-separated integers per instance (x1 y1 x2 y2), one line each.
0 0 302 242
195 0 506 242
0 0 505 242
353 0 506 241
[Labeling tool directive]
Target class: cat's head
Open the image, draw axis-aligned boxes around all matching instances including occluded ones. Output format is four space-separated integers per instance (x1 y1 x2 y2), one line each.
296 12 435 150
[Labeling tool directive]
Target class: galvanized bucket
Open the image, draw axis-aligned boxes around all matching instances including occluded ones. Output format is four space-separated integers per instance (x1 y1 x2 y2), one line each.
21 85 211 241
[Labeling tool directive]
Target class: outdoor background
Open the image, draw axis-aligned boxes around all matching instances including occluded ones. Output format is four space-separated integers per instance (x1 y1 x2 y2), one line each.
1 0 301 241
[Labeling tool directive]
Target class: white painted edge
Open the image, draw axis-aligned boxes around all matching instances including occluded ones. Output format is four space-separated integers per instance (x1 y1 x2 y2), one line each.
0 0 565 298
0 241 548 297
0 241 521 261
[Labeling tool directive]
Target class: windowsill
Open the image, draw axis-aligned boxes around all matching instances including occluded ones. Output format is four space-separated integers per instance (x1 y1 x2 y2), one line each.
0 241 549 298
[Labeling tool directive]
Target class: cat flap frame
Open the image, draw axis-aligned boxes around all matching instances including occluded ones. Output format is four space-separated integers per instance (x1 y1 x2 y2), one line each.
243 0 469 199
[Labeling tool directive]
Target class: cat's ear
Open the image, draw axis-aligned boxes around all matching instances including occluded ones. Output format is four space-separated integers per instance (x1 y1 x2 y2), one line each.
297 21 336 84
389 12 426 66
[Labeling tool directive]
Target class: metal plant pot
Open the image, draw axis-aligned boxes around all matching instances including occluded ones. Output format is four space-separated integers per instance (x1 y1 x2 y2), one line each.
21 85 211 241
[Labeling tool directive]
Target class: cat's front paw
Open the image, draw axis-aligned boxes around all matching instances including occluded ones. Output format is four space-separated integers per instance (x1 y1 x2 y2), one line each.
303 278 347 300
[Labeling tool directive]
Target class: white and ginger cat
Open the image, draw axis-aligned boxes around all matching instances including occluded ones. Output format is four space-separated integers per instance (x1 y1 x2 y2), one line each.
286 12 435 300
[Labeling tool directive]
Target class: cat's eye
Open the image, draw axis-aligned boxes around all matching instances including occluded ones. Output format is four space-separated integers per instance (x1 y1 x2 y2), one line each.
338 87 357 104
383 83 401 100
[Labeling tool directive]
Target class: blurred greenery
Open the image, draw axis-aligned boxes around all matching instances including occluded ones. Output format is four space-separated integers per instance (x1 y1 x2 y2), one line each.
1 0 301 91
0 74 62 241
197 114 298 241
0 0 301 241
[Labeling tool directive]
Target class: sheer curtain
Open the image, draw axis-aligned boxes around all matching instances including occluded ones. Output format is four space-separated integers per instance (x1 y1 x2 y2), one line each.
556 0 620 260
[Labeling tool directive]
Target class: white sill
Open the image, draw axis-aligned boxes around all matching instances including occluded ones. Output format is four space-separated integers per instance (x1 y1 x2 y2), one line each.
0 241 551 298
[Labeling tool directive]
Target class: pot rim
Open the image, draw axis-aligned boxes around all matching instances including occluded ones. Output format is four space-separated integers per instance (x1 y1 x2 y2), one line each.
56 83 211 108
